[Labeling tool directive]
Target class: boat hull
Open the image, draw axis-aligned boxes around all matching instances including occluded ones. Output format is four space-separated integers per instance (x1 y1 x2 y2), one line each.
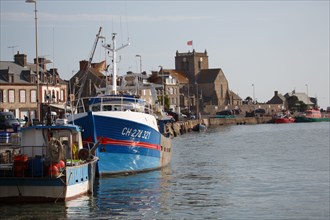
275 118 295 124
71 111 171 176
295 117 330 123
0 159 97 203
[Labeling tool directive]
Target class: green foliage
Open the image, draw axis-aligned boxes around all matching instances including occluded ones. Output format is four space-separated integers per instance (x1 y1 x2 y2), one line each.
157 95 170 111
287 95 299 111
245 96 252 101
297 101 307 112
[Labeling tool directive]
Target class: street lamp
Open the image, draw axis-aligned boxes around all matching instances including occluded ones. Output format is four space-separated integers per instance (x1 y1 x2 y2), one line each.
158 65 164 106
26 0 40 121
136 54 142 73
252 83 255 103
305 84 309 105
195 82 199 119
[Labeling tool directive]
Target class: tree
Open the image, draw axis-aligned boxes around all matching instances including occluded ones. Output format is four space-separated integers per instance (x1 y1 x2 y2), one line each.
297 101 307 112
245 96 252 101
287 95 299 111
157 95 170 111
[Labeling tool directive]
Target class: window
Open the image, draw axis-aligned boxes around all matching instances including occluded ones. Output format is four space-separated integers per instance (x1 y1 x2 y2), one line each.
8 90 15 103
221 84 223 98
44 91 48 102
0 90 3 103
19 90 26 103
60 90 65 101
31 90 37 103
31 75 36 83
52 90 56 101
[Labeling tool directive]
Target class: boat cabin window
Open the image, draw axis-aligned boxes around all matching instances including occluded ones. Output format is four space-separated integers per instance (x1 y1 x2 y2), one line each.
103 105 112 111
91 105 100 111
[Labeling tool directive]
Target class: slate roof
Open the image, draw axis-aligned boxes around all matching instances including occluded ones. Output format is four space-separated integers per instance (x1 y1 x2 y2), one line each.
230 90 242 100
0 61 33 84
285 91 313 105
267 92 286 104
197 68 223 83
162 69 189 84
0 60 66 85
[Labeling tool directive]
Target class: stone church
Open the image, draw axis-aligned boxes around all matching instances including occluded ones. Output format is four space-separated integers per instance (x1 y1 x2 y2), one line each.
174 50 239 114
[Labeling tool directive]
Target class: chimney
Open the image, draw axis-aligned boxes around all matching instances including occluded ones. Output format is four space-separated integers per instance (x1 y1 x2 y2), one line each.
14 51 27 66
49 68 58 75
274 91 278 96
79 60 89 71
34 57 46 71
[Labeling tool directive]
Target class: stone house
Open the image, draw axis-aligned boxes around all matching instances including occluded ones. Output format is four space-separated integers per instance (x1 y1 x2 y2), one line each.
69 60 106 100
150 69 188 112
267 91 286 108
230 91 243 106
0 52 67 121
284 90 317 108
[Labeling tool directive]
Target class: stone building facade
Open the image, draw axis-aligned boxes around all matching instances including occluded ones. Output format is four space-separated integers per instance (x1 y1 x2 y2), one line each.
173 49 235 114
0 52 68 121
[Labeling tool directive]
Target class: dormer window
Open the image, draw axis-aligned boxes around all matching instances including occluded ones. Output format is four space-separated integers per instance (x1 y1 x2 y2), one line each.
9 74 14 83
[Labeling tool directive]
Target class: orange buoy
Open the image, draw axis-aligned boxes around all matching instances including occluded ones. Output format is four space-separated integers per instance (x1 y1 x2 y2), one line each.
57 160 65 170
48 164 60 177
14 155 28 177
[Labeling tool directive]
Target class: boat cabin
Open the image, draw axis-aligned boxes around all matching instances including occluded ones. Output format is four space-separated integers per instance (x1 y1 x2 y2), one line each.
20 121 82 161
88 95 153 114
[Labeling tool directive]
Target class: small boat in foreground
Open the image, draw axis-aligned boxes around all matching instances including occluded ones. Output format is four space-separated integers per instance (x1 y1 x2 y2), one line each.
295 108 330 123
0 119 98 203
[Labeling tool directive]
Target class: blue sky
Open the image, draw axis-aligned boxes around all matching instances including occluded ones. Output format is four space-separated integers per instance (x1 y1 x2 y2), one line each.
1 0 329 108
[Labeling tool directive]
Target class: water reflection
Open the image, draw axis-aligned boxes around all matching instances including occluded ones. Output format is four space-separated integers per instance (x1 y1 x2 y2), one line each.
88 166 172 219
1 123 329 219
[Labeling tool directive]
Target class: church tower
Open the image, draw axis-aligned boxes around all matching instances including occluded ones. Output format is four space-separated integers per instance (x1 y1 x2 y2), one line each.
175 49 209 83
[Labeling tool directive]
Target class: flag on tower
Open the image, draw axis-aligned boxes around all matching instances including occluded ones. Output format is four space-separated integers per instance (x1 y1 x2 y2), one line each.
187 40 193 46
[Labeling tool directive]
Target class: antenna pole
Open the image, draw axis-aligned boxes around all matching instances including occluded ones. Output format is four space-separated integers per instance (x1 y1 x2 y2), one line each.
103 33 130 94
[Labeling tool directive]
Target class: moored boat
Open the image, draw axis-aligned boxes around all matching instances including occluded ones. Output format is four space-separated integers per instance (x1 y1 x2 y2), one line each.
69 33 171 176
0 119 98 203
275 117 295 124
274 111 295 124
295 108 330 123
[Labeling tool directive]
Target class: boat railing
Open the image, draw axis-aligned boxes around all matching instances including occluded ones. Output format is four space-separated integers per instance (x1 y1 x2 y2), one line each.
76 95 154 115
0 142 86 178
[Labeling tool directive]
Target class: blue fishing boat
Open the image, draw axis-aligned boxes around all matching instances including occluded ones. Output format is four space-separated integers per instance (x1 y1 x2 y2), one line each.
69 33 171 176
0 119 98 203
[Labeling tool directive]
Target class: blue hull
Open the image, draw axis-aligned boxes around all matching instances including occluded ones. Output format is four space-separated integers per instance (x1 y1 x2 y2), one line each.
74 112 162 175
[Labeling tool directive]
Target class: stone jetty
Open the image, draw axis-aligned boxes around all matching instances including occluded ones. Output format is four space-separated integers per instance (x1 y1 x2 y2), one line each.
162 116 273 137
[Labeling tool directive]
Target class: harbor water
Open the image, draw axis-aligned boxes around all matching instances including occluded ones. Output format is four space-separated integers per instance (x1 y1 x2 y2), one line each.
1 122 329 219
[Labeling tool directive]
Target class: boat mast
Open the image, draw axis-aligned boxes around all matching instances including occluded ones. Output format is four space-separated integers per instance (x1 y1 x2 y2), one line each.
75 27 104 110
103 33 130 94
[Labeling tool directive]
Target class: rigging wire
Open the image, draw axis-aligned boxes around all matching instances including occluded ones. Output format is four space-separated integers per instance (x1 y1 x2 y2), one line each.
120 16 123 45
125 0 130 42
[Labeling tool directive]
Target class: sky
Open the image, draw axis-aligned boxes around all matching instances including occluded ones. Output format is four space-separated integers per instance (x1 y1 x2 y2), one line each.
1 0 329 109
